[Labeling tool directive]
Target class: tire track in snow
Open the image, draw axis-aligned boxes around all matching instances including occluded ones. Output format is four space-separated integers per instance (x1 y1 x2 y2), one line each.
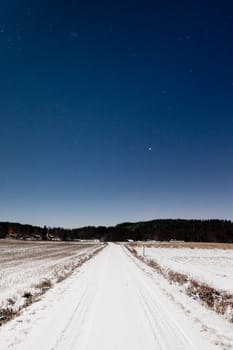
131 275 198 349
51 246 111 350
51 287 90 350
120 245 217 350
1 244 219 350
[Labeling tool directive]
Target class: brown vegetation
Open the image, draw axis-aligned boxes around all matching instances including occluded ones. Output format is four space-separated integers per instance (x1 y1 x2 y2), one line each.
0 308 18 326
0 244 106 327
130 241 233 249
126 245 233 322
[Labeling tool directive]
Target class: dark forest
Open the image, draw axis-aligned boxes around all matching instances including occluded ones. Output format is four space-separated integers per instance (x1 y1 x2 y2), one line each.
0 219 232 242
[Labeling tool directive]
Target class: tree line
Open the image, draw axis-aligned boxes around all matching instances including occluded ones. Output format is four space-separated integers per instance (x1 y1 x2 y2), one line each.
0 219 233 242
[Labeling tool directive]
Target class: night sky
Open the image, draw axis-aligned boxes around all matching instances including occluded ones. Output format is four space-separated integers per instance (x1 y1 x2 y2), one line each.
1 1 233 227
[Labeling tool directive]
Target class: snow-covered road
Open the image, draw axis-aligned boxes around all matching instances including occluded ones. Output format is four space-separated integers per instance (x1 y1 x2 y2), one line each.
1 244 222 349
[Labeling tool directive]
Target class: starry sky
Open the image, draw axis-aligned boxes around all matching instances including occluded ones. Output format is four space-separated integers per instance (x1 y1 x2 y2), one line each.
0 1 233 228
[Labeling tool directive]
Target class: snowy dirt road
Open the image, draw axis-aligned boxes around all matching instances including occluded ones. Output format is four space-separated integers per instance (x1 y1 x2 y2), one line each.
1 244 222 350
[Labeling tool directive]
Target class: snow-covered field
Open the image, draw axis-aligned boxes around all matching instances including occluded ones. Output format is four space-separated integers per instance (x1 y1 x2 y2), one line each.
135 245 233 293
0 240 101 313
1 243 233 350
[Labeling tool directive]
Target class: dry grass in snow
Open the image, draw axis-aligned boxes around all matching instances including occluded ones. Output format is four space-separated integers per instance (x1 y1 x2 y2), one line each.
127 244 233 323
133 243 233 293
135 241 233 250
0 240 104 325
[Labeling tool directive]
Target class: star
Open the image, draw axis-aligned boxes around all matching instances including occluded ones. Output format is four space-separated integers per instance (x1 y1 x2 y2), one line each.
70 32 78 39
148 147 152 151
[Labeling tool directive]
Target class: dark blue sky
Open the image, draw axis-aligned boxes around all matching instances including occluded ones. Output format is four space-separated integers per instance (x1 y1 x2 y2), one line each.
1 1 233 227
